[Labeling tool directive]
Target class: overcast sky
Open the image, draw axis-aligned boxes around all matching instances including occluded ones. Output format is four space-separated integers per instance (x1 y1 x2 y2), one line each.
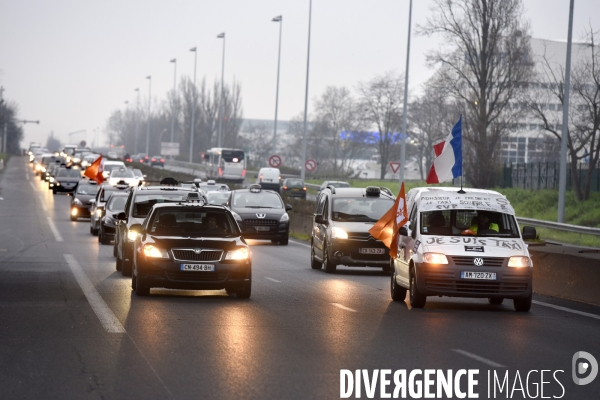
1 0 598 148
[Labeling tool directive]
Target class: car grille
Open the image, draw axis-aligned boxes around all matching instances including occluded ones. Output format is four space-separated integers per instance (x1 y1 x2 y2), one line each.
450 256 505 267
346 232 373 241
243 219 278 226
172 249 223 262
167 272 228 282
423 270 529 294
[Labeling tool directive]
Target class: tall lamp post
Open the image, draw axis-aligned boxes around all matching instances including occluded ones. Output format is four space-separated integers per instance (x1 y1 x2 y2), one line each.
145 76 152 155
399 0 413 185
217 32 226 148
3 119 39 153
169 58 177 147
134 88 140 154
189 47 198 163
272 15 283 155
301 0 313 181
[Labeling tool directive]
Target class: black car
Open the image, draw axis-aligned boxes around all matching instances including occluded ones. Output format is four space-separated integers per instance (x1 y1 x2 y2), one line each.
150 155 164 166
98 192 128 245
90 182 131 235
70 180 100 221
311 186 395 273
226 184 291 245
115 182 199 276
130 194 252 298
281 178 307 199
53 167 82 194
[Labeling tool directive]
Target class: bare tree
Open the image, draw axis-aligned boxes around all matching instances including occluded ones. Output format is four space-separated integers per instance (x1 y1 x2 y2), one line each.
243 122 272 167
357 71 404 179
419 0 533 188
0 100 24 154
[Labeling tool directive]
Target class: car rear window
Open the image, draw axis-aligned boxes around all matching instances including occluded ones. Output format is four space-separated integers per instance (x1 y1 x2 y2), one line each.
132 194 187 217
221 150 244 163
57 169 81 177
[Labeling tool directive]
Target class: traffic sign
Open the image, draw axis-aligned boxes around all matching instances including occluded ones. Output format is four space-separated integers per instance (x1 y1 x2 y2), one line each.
80 140 87 148
305 159 317 172
389 162 401 173
269 155 282 168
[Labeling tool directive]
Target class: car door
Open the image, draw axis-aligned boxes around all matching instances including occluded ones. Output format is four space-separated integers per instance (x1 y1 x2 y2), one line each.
312 193 326 258
117 191 133 258
396 203 418 287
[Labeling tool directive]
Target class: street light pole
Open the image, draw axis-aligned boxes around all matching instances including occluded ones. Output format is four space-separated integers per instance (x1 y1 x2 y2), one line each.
399 0 413 185
146 75 152 155
134 88 140 154
170 58 177 146
190 47 197 163
558 0 575 223
217 32 226 148
301 0 313 181
272 15 283 155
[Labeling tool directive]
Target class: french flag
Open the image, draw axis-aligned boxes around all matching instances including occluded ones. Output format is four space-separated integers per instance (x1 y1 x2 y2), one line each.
426 115 462 184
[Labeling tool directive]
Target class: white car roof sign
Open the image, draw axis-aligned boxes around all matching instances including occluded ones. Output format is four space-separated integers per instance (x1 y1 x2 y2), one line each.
418 192 514 215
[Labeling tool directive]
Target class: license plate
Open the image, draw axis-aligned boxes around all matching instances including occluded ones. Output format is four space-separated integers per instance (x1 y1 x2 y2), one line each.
359 248 385 254
461 271 497 280
180 264 215 271
255 226 270 232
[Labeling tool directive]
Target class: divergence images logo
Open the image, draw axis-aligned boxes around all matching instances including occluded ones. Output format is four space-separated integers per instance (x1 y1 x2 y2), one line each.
572 351 598 385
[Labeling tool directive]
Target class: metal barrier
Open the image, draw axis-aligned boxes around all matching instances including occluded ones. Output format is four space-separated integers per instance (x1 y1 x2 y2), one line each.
516 217 600 237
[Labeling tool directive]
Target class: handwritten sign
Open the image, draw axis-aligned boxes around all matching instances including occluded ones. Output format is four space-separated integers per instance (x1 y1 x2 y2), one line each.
423 236 523 251
419 193 514 215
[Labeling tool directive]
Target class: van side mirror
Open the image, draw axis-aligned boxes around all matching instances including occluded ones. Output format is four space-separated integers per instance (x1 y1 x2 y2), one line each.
315 214 327 225
522 226 537 240
116 212 127 221
285 204 292 212
399 226 408 236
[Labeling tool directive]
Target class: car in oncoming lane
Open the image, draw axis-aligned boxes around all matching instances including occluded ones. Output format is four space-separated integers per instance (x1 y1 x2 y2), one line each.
129 193 252 298
281 178 307 199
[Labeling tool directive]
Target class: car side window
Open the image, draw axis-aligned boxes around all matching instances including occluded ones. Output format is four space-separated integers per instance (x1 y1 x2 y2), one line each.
124 192 134 216
315 193 325 215
323 198 329 220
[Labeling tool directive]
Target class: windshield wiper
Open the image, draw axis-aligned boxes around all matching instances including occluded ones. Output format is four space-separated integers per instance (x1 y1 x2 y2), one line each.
245 206 275 208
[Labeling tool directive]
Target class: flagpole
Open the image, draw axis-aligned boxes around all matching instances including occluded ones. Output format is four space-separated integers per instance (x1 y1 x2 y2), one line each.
458 113 465 193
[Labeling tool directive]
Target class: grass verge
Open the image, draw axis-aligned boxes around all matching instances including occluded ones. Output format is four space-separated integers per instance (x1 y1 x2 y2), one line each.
290 232 311 242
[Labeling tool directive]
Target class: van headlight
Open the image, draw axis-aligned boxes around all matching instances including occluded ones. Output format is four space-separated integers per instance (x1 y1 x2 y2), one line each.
331 227 348 239
225 248 249 260
280 213 289 222
508 256 530 268
423 253 449 264
127 230 140 241
143 245 169 258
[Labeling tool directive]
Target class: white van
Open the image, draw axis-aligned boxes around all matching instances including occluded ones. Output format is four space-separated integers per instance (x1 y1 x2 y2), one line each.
391 187 537 312
257 168 281 192
101 160 126 179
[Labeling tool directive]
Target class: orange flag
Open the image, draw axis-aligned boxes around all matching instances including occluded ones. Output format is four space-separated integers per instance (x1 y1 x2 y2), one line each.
368 182 408 259
84 155 104 184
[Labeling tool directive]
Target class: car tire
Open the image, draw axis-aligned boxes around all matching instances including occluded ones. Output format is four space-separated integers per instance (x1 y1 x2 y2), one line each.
131 269 137 290
91 224 98 236
513 293 532 312
391 269 407 302
121 259 132 277
52 189 56 195
488 297 504 305
279 235 289 245
323 243 336 274
116 255 122 271
70 215 77 221
382 258 392 275
310 244 322 270
409 266 426 308
135 273 150 296
97 230 101 242
236 282 251 299
100 229 111 245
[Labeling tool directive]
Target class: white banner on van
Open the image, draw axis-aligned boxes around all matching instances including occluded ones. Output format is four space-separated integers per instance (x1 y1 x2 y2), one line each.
419 193 515 215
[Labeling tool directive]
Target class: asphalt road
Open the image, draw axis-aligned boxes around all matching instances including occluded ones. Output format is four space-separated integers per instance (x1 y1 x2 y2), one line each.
1 157 599 399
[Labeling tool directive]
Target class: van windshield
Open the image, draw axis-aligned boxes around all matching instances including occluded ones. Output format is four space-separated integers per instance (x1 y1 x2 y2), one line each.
420 209 520 238
332 198 394 222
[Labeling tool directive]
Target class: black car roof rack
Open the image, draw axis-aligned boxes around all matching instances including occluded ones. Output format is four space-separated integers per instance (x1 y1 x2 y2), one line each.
249 184 261 193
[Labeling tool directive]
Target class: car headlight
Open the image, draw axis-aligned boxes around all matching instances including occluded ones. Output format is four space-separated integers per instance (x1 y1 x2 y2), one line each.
508 256 531 268
73 198 82 205
49 177 54 182
56 182 61 186
73 158 80 163
331 227 348 239
143 244 169 258
41 167 47 172
96 208 103 217
280 213 289 222
127 230 140 241
225 248 249 260
81 161 88 167
423 253 449 264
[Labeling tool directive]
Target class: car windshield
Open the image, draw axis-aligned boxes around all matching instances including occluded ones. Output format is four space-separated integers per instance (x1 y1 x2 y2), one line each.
57 169 81 178
232 192 283 208
107 196 127 212
111 169 135 178
332 197 394 222
148 209 238 237
132 169 143 178
133 193 187 217
420 209 520 238
286 179 304 187
76 184 99 195
207 191 230 205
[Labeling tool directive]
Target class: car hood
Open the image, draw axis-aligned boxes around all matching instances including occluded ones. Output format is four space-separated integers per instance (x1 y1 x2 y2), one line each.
73 194 96 205
148 236 244 251
420 236 528 257
331 221 377 233
55 176 80 183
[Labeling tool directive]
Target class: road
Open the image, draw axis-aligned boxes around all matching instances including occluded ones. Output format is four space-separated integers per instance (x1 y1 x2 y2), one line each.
1 156 599 399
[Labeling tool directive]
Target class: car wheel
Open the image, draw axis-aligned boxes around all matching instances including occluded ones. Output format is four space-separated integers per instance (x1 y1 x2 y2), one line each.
513 293 532 312
131 269 137 290
70 215 77 221
310 244 322 270
382 257 392 275
135 273 150 296
409 266 426 308
391 269 407 302
100 230 111 245
116 255 122 271
279 234 289 245
488 297 504 305
323 243 336 273
121 259 132 277
236 282 251 299
97 230 102 242
52 189 56 195
91 224 98 236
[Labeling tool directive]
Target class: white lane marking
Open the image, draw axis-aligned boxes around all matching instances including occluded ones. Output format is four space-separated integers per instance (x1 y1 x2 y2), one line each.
289 239 311 248
63 254 126 333
452 349 506 368
533 300 600 321
331 303 357 312
29 181 37 192
46 217 63 242
265 277 281 283
38 195 48 211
